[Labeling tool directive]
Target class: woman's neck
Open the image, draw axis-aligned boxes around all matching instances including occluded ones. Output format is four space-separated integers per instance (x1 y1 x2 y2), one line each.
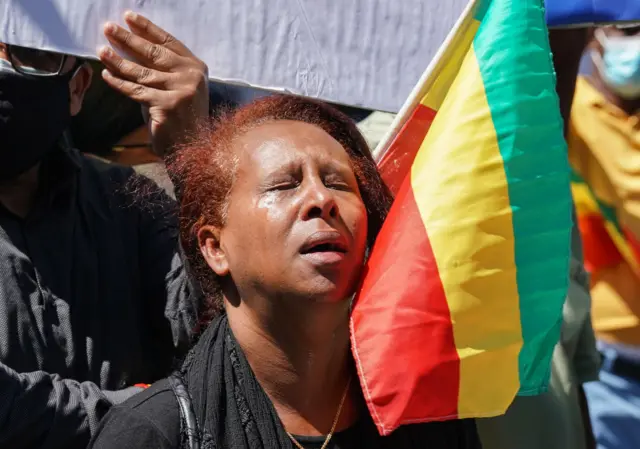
226 298 359 436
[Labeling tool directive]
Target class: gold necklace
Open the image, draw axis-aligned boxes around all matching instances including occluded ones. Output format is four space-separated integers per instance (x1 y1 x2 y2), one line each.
286 376 352 449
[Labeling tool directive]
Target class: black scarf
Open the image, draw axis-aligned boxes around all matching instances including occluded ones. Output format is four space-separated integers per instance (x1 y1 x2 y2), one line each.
179 316 480 449
180 316 295 449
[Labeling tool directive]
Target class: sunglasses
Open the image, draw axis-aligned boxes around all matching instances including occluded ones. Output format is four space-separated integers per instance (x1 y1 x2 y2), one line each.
4 44 77 77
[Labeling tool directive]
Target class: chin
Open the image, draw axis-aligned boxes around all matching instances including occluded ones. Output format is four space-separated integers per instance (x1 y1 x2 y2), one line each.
295 276 359 304
289 259 363 301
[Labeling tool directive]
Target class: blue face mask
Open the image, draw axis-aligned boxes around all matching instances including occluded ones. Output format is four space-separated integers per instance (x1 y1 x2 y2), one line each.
593 29 640 99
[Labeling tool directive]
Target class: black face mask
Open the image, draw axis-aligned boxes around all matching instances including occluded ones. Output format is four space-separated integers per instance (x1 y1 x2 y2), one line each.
0 63 73 180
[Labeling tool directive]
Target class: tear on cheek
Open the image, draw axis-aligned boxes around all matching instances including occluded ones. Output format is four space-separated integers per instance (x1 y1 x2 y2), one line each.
256 193 277 210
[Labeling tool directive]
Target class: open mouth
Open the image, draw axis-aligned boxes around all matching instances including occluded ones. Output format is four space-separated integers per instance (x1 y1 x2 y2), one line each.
301 241 348 254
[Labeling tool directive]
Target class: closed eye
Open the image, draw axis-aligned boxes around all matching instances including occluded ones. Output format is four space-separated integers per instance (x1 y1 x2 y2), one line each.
269 181 299 191
323 173 354 191
325 182 352 191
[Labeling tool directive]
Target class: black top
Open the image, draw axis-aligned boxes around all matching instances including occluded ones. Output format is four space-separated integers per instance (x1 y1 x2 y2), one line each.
89 382 183 449
0 147 198 449
89 382 482 449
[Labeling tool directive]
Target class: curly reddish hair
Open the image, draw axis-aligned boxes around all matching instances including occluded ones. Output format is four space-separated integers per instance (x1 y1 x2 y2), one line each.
167 94 392 324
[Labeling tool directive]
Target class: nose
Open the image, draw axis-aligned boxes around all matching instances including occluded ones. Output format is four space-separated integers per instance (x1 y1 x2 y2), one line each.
301 178 339 222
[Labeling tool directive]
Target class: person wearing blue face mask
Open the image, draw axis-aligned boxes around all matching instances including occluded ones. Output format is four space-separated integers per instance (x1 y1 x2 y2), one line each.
565 24 640 449
0 12 208 449
592 26 640 102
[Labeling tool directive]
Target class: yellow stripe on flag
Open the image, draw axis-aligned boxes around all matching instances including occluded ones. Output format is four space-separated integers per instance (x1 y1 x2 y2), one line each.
419 19 481 112
410 45 522 417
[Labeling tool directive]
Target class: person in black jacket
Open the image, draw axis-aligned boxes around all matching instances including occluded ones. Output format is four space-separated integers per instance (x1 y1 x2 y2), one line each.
0 12 208 449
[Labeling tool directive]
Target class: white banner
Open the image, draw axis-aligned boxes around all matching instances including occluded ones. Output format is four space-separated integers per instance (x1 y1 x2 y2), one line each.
0 0 472 112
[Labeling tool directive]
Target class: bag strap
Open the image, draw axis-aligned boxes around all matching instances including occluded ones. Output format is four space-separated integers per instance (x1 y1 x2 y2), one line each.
168 374 201 449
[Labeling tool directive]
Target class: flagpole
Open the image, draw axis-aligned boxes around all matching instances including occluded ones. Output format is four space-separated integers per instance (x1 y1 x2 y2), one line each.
374 0 479 163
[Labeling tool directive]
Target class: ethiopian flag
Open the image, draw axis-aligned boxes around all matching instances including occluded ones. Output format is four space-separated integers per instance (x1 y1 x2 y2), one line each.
571 170 640 276
351 0 572 435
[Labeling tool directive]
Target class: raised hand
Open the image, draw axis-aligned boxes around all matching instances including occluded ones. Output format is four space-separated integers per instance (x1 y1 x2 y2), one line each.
98 11 209 157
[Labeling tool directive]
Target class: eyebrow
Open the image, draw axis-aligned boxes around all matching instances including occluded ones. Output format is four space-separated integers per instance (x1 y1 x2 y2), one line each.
323 159 355 178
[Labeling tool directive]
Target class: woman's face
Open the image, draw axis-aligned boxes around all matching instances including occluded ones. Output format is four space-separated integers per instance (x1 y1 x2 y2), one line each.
206 120 368 304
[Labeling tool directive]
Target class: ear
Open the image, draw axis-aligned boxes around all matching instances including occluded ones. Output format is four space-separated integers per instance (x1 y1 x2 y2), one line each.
198 225 229 276
69 63 94 117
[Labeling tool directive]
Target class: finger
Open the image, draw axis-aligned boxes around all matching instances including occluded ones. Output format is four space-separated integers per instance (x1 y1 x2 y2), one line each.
123 11 193 58
98 46 169 89
103 22 177 70
101 68 167 105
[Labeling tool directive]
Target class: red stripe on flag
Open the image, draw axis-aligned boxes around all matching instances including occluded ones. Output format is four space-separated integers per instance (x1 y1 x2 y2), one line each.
577 214 623 273
378 104 437 196
351 177 460 434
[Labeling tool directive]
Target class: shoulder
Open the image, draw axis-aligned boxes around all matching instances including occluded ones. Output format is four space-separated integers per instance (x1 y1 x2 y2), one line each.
572 76 608 113
76 152 177 216
77 152 168 197
74 152 137 209
79 152 137 185
389 419 481 448
89 380 181 449
569 76 612 149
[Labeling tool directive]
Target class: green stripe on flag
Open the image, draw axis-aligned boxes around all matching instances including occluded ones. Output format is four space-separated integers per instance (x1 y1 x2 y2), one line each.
473 0 490 21
473 0 572 394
